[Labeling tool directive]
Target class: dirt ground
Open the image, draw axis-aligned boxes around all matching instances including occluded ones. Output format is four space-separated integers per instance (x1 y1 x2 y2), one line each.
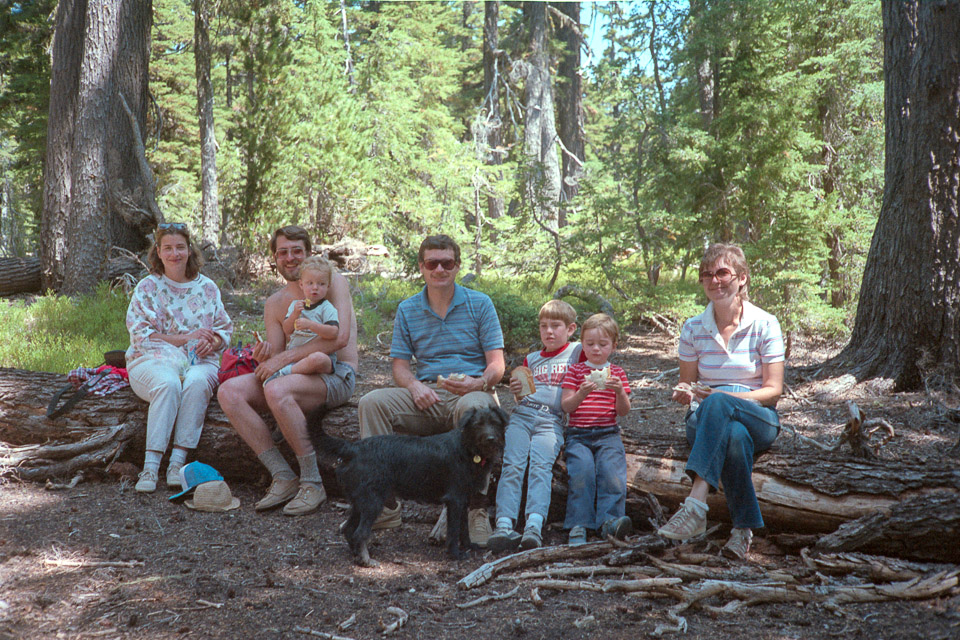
2 328 959 639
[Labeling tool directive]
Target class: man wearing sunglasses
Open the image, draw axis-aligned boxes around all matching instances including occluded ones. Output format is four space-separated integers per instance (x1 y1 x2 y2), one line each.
218 225 358 516
357 234 505 544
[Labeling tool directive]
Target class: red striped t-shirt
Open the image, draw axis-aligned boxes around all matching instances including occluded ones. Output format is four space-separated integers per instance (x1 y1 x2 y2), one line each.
562 363 630 429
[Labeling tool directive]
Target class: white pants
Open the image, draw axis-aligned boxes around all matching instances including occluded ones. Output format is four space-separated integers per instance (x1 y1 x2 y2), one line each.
128 358 219 453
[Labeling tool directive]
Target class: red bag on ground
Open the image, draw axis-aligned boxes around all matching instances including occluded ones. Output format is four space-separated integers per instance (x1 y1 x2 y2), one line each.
218 343 258 384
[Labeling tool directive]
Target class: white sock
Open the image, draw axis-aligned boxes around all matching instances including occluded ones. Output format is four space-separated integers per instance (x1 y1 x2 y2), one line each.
496 517 513 531
143 450 162 474
168 448 187 469
684 496 709 518
525 513 544 532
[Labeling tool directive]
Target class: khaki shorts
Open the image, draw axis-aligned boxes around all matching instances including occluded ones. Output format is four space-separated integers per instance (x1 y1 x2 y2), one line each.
321 361 357 409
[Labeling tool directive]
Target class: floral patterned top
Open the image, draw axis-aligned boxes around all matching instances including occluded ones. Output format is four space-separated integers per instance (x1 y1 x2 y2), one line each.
125 274 233 368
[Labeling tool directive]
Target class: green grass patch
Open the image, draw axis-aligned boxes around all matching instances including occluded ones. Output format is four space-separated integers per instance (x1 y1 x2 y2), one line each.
0 284 131 374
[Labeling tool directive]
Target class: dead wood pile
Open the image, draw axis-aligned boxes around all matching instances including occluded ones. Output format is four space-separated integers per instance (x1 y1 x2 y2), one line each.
456 538 959 635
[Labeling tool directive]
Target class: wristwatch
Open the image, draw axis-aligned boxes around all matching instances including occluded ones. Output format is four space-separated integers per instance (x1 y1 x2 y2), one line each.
480 378 490 392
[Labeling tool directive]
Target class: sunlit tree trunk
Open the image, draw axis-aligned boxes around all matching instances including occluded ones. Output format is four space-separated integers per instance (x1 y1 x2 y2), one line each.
482 0 505 222
194 0 219 248
522 1 562 289
844 0 960 388
555 1 584 209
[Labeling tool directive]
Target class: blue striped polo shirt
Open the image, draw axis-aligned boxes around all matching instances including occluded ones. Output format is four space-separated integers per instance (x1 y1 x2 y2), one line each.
391 284 504 382
678 301 785 390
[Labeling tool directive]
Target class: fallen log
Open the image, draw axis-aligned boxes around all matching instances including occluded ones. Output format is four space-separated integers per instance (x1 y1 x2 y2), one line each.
813 491 960 562
0 367 358 483
624 436 960 535
3 367 960 559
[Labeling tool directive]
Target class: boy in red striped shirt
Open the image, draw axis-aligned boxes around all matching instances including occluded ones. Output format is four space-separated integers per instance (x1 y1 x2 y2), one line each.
560 313 633 545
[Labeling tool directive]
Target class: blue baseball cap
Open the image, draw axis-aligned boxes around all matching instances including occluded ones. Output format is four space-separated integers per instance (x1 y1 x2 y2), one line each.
169 462 224 503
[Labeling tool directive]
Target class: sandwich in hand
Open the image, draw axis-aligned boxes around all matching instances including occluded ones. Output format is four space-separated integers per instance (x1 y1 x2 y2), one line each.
511 366 536 398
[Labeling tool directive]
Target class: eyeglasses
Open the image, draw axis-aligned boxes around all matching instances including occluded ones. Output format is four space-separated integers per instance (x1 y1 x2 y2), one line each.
699 268 737 282
422 258 458 271
157 222 187 232
275 247 306 259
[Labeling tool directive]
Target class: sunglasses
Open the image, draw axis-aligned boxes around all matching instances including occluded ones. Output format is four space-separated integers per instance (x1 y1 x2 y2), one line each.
699 267 737 282
157 222 187 232
422 258 458 271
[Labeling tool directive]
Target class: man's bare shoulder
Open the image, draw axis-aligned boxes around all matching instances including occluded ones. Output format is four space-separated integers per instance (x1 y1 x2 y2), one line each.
265 285 298 320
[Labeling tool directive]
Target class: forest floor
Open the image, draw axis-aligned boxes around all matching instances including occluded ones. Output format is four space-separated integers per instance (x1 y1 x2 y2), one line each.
1 320 959 639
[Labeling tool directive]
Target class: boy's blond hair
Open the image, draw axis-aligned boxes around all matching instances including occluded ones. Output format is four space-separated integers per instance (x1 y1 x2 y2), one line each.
582 313 619 345
539 299 577 325
299 255 334 281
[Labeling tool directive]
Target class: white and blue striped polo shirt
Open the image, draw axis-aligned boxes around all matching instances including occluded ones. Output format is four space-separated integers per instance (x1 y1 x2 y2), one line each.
391 284 504 382
678 301 785 390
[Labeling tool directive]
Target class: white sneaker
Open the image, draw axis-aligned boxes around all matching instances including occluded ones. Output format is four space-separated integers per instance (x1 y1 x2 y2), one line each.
135 470 158 493
165 464 183 489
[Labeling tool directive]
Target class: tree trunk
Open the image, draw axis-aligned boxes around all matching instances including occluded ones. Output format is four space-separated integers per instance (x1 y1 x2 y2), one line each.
194 0 220 248
554 1 584 207
522 2 562 226
46 0 156 296
41 0 86 292
843 0 960 388
482 1 504 223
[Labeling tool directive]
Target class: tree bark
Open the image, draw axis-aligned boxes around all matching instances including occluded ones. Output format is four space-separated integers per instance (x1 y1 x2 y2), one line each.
843 0 960 388
46 0 157 296
554 1 584 206
0 257 41 296
41 0 86 292
522 2 562 226
814 491 960 562
482 0 505 222
194 0 220 248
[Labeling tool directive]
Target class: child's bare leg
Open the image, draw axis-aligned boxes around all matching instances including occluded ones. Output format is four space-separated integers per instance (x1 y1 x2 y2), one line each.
289 352 332 376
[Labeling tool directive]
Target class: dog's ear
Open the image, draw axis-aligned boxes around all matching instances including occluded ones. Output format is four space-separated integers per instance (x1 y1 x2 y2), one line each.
458 407 479 430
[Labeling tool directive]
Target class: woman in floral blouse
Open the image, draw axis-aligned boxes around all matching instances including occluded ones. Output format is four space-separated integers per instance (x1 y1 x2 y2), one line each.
125 223 233 493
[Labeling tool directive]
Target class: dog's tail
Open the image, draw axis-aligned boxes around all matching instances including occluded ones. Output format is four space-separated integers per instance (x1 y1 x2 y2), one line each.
306 406 356 459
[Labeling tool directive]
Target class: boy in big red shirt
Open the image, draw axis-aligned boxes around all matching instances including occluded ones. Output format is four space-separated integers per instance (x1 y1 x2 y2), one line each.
487 300 585 552
560 313 633 545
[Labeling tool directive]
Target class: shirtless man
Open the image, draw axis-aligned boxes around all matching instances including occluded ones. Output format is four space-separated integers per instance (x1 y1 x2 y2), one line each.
218 226 359 516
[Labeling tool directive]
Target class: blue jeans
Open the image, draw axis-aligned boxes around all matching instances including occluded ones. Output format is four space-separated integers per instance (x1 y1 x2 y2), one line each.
685 385 779 529
495 406 564 527
564 426 627 530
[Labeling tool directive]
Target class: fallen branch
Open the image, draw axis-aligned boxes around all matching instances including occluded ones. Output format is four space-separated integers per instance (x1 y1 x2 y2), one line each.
458 540 614 589
456 585 520 609
379 606 408 635
601 577 684 593
293 626 357 640
44 558 143 568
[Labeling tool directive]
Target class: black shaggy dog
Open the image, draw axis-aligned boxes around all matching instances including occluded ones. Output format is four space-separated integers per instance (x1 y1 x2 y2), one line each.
311 406 507 567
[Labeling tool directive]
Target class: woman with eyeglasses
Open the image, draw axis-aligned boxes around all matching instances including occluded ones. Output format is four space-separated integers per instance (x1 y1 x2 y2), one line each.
125 223 233 493
656 243 785 560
